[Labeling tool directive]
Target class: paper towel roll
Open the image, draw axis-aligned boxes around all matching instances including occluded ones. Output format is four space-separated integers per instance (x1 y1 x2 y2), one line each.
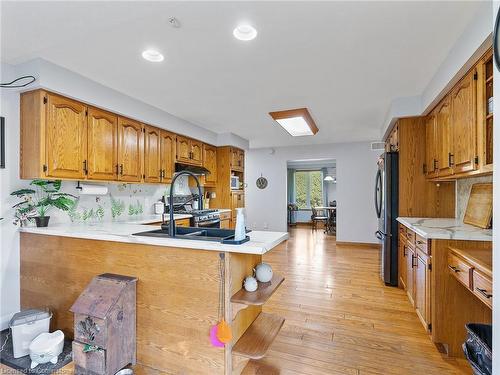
78 183 108 195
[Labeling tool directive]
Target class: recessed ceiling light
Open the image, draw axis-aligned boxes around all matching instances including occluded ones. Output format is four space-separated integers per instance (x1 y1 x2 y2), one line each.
269 108 319 137
233 24 257 41
142 49 164 62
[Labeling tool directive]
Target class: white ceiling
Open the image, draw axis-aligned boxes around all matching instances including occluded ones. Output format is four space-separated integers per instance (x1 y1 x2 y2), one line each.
1 1 481 148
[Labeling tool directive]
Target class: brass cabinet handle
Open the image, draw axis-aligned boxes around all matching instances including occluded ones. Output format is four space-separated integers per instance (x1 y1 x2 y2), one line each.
448 265 460 273
476 288 492 299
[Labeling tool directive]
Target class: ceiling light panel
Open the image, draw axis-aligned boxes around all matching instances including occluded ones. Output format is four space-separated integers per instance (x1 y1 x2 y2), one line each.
269 108 319 137
142 49 164 62
233 24 257 41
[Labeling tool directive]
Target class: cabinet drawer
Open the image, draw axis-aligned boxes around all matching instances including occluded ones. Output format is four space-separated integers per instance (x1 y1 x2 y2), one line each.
74 314 107 348
73 341 106 375
415 235 429 255
447 253 472 289
405 230 415 246
219 211 231 220
473 271 492 308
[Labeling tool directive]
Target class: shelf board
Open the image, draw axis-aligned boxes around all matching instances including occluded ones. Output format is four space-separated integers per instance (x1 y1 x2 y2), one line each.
241 359 280 375
486 113 493 120
232 312 285 360
486 75 493 84
231 274 284 306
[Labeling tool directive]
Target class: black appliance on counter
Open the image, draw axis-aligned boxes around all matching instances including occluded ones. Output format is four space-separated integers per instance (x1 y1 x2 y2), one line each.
375 152 399 286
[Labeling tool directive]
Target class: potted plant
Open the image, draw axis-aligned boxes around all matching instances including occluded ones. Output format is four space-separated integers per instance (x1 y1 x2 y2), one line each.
11 180 77 227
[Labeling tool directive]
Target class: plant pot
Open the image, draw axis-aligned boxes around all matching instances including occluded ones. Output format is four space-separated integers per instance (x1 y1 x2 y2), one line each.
34 216 50 227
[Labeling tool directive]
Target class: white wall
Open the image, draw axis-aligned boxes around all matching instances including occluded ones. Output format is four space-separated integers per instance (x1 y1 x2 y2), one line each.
492 2 499 371
245 142 380 243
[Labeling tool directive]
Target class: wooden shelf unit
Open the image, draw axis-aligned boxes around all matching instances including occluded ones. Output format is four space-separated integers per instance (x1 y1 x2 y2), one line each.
231 274 285 306
232 312 285 360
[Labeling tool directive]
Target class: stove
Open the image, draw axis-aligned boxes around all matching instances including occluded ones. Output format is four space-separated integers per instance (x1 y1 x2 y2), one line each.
180 209 221 227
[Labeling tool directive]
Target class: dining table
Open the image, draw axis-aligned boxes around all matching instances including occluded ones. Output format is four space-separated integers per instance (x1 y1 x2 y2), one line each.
314 206 336 234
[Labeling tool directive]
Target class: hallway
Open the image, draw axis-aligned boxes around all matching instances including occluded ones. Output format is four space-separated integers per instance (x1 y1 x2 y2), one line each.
260 227 471 375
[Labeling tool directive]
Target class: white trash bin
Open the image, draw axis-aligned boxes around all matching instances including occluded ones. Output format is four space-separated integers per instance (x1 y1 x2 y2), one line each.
9 309 52 358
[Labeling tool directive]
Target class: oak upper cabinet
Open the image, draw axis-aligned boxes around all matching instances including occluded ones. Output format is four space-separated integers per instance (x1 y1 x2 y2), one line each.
117 117 143 182
435 96 453 177
202 144 217 187
144 125 162 183
230 148 244 172
415 249 431 331
424 113 438 178
450 69 477 174
176 136 203 166
87 107 117 181
45 93 88 179
160 130 176 183
190 140 203 166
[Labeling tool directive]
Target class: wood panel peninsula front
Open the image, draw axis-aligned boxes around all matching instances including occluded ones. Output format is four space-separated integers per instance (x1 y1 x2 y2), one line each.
19 224 288 374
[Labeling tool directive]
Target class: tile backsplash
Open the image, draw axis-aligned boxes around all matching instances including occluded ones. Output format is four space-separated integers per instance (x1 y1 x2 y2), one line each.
10 176 198 226
456 175 493 221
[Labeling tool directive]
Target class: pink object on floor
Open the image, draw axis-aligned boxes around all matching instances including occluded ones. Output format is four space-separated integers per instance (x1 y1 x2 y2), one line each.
209 325 224 347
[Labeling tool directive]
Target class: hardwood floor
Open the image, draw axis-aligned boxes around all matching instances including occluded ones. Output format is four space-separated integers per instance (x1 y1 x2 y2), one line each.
258 227 472 375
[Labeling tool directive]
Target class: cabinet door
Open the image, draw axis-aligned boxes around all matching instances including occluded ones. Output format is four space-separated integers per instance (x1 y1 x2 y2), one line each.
190 140 203 166
45 93 87 179
451 70 477 174
238 150 245 171
436 96 453 177
406 245 415 307
415 250 431 331
203 144 217 186
230 148 242 171
160 130 175 183
176 135 191 163
220 219 230 229
144 126 161 183
117 117 143 182
399 241 407 290
87 107 117 181
424 113 438 178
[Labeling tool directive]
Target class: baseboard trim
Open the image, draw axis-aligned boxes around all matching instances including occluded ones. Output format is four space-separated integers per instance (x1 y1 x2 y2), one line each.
336 241 380 249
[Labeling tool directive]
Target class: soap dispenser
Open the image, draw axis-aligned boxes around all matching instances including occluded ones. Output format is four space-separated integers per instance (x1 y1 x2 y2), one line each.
234 208 246 241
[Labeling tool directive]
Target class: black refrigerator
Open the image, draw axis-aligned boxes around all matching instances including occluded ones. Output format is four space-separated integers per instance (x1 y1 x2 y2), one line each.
374 152 399 286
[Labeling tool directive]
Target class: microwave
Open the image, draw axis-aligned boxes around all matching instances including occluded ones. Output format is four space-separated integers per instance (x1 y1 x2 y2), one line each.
231 175 240 190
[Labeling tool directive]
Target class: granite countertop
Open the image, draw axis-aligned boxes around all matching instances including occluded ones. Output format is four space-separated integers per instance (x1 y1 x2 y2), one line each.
397 217 492 241
19 223 288 255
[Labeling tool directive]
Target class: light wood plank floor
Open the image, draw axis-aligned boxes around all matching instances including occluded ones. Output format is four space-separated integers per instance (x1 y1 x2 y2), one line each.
259 227 472 375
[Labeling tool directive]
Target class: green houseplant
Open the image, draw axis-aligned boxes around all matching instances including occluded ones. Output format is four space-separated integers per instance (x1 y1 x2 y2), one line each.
11 180 77 227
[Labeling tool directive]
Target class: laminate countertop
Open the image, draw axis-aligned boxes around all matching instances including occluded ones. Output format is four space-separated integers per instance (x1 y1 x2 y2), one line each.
19 223 288 255
397 217 492 242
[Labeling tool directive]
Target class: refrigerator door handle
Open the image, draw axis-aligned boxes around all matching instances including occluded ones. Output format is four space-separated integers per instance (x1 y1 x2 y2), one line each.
374 169 383 218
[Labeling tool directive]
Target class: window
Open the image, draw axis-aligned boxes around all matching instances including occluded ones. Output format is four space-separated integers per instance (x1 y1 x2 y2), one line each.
294 170 323 209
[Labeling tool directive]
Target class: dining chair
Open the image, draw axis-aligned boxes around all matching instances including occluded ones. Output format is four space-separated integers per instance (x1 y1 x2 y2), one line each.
311 207 328 230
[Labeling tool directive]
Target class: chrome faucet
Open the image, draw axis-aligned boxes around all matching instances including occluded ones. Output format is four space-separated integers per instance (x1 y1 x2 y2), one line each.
168 171 203 237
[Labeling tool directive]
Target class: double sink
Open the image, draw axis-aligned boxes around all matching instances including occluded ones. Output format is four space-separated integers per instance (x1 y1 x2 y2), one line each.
133 226 249 244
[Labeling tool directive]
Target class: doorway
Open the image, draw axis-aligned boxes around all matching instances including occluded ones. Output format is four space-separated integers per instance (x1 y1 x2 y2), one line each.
286 159 336 235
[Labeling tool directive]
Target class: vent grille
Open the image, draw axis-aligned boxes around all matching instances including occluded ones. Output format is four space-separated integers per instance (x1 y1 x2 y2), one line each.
371 142 385 151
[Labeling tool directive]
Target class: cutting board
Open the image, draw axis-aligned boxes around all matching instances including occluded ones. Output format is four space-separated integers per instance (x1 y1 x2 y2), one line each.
463 183 493 229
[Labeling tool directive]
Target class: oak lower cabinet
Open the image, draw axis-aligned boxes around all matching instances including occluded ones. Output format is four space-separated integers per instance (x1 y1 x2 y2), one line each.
399 225 430 332
87 107 118 181
143 125 161 183
117 117 143 182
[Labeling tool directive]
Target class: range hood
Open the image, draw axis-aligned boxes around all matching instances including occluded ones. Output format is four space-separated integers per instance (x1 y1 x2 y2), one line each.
175 162 210 176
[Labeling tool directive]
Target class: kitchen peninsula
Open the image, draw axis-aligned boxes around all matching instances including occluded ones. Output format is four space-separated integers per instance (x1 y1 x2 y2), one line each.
19 224 288 374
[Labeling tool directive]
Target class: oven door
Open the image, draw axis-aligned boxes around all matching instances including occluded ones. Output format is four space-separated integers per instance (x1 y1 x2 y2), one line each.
194 219 221 228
